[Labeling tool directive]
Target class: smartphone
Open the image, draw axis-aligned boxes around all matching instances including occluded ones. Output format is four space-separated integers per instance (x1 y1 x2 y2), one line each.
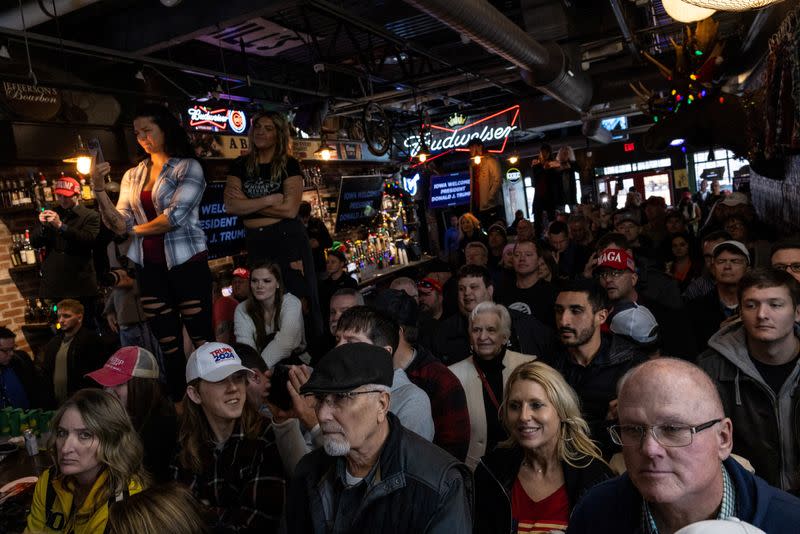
267 364 294 411
87 138 104 163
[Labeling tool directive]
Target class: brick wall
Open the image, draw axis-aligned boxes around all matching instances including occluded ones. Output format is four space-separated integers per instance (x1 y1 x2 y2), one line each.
0 211 41 354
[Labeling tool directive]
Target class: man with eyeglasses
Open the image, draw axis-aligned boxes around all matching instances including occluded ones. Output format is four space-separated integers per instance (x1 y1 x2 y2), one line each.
698 269 800 493
689 240 751 349
682 231 731 301
595 247 696 359
286 342 473 534
0 326 51 408
771 240 800 284
568 358 800 533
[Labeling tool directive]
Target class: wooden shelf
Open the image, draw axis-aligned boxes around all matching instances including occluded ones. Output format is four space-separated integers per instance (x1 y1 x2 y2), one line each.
0 205 36 215
9 264 39 274
21 323 52 331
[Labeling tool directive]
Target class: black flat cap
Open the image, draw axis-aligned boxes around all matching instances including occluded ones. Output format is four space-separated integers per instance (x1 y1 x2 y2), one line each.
300 342 393 394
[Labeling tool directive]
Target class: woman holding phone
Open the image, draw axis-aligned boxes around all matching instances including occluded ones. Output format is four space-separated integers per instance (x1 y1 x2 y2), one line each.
91 104 212 399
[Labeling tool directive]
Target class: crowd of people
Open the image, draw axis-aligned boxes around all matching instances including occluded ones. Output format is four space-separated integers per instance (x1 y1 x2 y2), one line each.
2 105 800 533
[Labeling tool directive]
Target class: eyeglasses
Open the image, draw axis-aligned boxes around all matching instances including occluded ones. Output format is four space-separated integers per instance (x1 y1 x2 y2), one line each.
714 258 747 266
773 263 800 274
306 390 383 410
598 270 626 280
608 418 721 448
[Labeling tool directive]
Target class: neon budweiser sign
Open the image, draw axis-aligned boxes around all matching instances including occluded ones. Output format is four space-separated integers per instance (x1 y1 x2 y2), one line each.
404 104 520 160
187 106 248 134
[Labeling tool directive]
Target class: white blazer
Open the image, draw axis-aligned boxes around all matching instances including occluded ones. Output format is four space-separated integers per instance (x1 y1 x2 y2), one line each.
449 350 536 469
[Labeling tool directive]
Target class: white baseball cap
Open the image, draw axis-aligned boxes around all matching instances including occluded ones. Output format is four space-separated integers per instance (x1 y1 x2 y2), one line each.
610 303 659 345
675 519 765 534
185 342 253 383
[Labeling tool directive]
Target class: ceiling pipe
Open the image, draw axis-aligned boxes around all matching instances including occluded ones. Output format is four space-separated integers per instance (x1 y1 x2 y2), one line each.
401 0 593 112
608 0 640 61
0 0 101 30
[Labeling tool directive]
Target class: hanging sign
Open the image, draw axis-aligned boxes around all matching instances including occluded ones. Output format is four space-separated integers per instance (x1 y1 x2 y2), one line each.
0 81 61 120
404 105 520 160
505 167 521 183
186 105 248 133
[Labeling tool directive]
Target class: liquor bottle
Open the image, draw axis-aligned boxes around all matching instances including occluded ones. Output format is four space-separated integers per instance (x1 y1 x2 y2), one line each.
80 177 93 201
19 178 32 206
34 298 45 323
10 180 20 206
9 235 21 267
35 173 53 207
22 229 36 265
24 299 34 324
0 181 8 208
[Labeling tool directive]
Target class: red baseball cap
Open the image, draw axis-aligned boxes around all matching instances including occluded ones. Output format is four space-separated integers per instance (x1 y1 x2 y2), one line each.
596 248 636 272
417 277 443 294
232 267 250 279
86 346 160 387
54 177 81 197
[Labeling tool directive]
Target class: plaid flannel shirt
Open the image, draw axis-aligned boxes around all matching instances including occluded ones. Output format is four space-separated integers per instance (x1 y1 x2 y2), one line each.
406 345 471 461
116 158 207 269
171 422 285 533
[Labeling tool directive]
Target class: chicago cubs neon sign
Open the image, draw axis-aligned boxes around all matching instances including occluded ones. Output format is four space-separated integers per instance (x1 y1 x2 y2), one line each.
187 106 248 134
404 105 520 162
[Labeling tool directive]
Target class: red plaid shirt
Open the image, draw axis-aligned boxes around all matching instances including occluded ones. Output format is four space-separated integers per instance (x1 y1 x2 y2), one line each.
406 345 471 461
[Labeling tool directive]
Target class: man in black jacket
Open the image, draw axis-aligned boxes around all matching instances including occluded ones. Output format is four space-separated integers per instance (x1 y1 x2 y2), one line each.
551 279 649 457
39 299 109 405
31 176 100 327
429 265 555 365
287 343 472 533
0 326 53 409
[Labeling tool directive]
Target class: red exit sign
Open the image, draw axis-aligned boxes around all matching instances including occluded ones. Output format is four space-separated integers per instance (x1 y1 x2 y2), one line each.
623 142 635 152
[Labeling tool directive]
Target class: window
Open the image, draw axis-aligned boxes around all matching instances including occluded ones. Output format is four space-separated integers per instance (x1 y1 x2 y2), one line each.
692 149 749 192
596 158 670 176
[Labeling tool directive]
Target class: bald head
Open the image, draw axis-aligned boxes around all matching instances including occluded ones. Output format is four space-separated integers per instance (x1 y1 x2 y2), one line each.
390 277 419 301
618 358 724 419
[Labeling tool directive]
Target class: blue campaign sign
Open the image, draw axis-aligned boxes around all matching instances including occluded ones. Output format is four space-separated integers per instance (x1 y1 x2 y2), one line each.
199 181 246 260
430 172 471 208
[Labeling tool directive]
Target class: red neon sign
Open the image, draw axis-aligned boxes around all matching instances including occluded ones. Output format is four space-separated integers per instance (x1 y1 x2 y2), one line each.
624 142 635 152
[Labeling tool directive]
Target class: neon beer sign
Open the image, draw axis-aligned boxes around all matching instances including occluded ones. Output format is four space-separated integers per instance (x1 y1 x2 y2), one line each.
404 105 520 161
187 106 248 134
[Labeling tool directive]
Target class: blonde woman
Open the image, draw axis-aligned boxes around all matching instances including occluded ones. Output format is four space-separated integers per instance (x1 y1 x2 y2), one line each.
25 389 147 534
474 361 612 533
224 111 321 336
457 212 488 265
107 483 209 534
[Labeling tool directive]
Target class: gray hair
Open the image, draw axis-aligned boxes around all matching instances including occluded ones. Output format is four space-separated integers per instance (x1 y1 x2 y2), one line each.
469 301 512 341
331 287 365 305
389 277 418 298
465 242 489 255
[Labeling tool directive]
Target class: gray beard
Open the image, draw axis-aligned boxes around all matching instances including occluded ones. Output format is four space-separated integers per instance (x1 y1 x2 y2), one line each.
322 435 351 456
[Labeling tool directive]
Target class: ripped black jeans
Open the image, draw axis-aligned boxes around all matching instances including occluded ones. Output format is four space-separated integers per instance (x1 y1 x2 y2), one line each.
137 257 212 400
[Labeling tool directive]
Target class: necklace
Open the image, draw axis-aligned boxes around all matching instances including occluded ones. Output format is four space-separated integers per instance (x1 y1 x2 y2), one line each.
521 459 544 473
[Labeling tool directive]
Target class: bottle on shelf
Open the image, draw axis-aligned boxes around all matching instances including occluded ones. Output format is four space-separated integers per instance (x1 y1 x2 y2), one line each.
22 229 36 265
35 173 54 207
10 235 22 266
0 181 8 208
24 299 35 324
10 180 20 206
80 177 93 201
19 177 32 207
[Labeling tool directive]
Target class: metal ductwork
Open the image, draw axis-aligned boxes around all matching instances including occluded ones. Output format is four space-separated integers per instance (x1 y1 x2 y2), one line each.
0 0 101 31
402 0 592 112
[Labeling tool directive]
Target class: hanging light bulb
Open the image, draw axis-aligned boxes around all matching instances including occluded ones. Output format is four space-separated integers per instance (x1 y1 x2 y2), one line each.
507 154 519 165
662 0 715 23
315 136 336 161
63 135 93 175
418 152 428 163
473 155 482 165
417 142 431 163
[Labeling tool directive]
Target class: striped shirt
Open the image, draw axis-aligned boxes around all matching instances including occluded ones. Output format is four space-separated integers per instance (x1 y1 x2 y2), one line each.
641 463 737 533
116 158 207 269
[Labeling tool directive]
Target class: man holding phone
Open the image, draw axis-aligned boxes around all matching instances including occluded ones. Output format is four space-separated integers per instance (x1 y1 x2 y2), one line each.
31 176 100 328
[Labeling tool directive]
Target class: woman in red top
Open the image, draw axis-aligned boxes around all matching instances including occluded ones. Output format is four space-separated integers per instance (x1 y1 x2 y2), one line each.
474 361 612 534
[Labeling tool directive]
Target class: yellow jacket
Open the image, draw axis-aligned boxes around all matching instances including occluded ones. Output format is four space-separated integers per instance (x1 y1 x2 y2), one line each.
25 467 143 533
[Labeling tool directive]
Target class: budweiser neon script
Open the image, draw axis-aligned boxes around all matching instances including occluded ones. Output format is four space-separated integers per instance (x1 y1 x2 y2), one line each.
187 106 248 134
404 105 520 159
